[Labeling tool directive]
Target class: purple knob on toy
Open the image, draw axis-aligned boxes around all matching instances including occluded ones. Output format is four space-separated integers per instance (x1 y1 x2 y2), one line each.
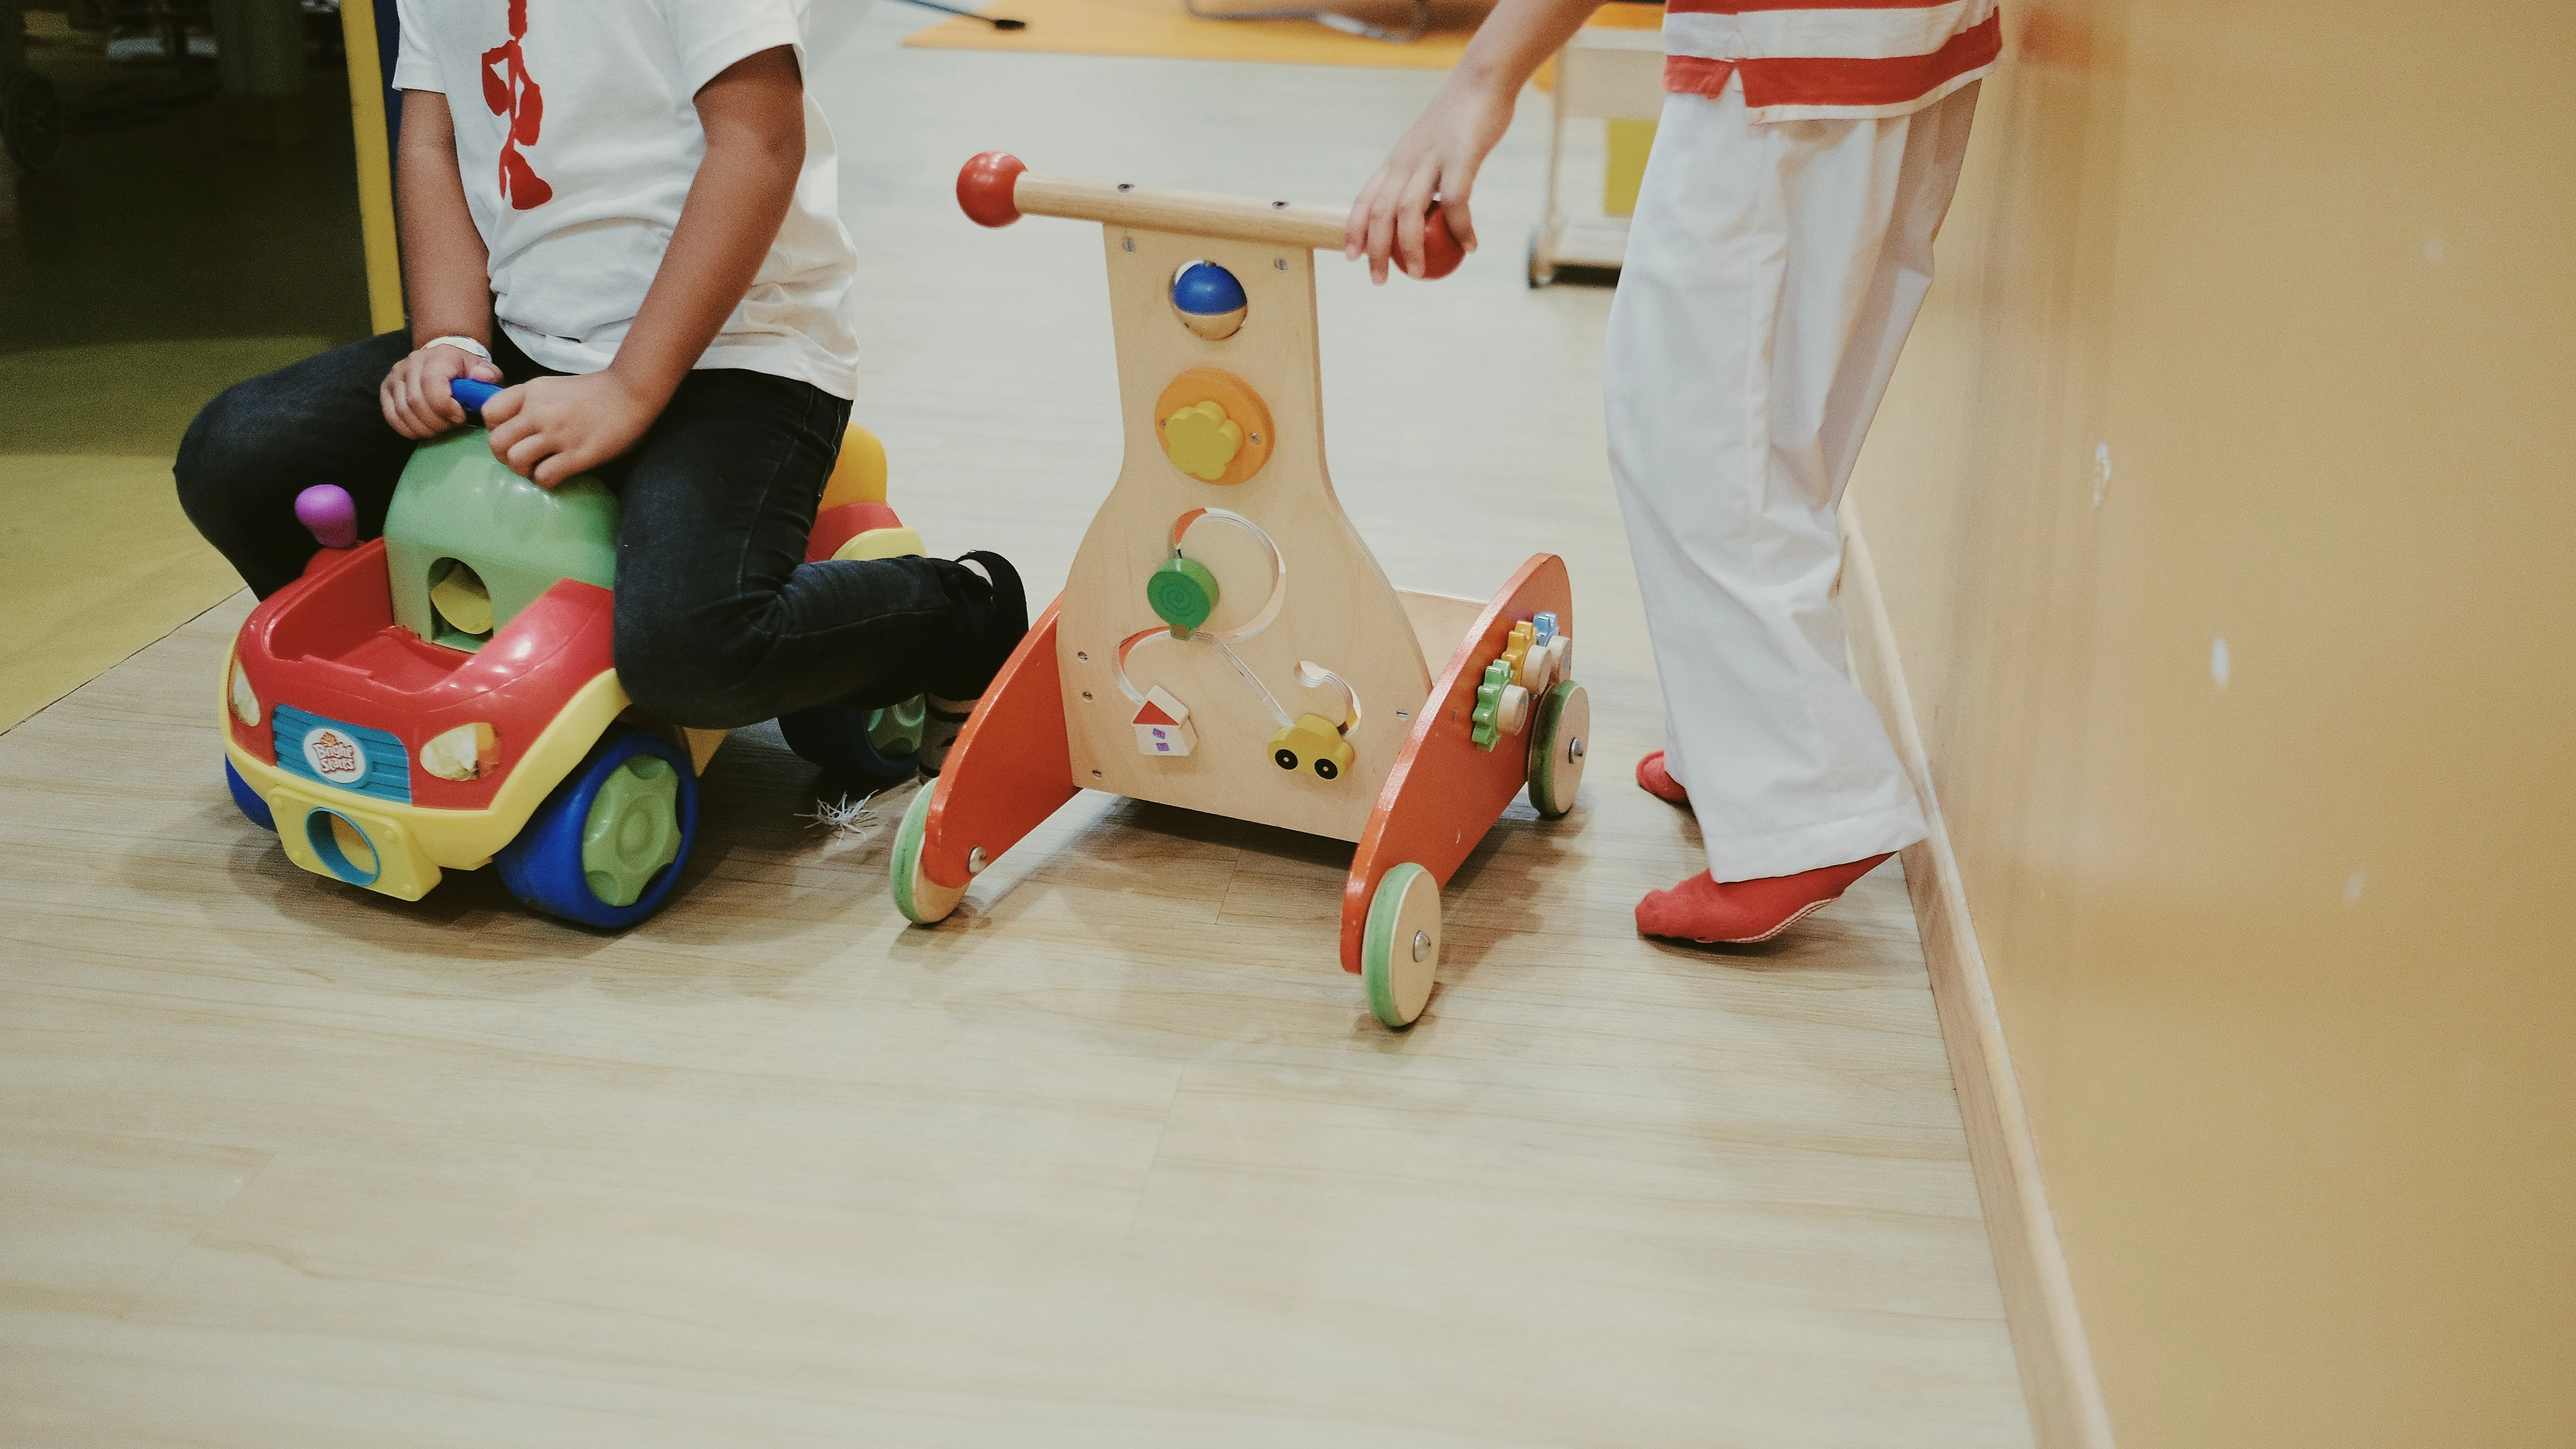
295 485 358 549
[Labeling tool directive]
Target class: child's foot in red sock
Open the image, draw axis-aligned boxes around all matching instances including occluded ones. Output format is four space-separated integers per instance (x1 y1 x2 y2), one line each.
1636 750 1689 807
1635 853 1894 944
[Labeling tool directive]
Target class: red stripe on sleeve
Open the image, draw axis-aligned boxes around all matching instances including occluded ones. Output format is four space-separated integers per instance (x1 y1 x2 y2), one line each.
1733 11 1999 108
1663 55 1738 97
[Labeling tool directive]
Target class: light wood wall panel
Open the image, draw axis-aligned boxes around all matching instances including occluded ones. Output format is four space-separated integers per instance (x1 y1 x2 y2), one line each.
1850 3 2576 1445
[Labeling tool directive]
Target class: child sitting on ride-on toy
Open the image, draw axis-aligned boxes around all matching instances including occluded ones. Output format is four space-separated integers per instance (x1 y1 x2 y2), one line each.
175 2 1027 921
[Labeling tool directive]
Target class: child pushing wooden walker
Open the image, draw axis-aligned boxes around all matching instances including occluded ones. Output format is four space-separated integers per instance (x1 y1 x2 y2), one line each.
889 153 1593 1029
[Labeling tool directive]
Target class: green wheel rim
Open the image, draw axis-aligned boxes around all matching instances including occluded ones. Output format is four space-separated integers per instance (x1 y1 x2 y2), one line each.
890 784 940 924
869 695 928 757
580 756 682 907
1527 681 1582 820
1362 861 1435 1029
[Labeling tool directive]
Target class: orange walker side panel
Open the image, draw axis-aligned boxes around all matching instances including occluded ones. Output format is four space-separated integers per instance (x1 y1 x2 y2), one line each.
1340 555 1574 973
917 600 1078 892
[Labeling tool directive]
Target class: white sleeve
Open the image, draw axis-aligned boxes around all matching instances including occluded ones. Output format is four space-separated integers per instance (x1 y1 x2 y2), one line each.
660 0 808 97
388 0 444 93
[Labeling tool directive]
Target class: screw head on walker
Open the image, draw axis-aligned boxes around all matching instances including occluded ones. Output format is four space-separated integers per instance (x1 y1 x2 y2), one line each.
958 152 1028 227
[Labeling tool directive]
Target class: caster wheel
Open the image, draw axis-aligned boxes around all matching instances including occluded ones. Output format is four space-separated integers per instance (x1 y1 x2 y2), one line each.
1361 861 1441 1029
496 728 698 929
1527 680 1589 819
224 757 276 831
779 695 925 787
890 781 965 925
4 73 65 174
1526 232 1555 289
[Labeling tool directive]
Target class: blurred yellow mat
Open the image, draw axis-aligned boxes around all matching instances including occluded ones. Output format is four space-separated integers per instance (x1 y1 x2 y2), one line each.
0 338 325 732
903 0 1482 68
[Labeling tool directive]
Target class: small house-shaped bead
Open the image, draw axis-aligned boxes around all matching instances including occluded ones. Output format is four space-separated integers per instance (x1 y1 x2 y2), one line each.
1132 686 1198 757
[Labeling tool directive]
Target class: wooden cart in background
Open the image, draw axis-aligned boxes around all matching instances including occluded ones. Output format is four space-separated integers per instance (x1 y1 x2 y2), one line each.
1530 14 1665 286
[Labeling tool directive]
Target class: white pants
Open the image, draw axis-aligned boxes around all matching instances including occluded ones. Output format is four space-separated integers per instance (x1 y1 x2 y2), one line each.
1604 76 1979 882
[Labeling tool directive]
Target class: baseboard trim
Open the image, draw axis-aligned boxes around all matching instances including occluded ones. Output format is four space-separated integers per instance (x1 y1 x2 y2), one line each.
1840 502 2117 1449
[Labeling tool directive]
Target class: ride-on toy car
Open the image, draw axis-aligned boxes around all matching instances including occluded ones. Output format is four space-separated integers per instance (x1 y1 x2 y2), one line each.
220 377 931 927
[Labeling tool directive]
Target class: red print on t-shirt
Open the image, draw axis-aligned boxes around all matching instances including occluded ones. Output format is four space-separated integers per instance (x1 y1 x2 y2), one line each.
480 0 552 210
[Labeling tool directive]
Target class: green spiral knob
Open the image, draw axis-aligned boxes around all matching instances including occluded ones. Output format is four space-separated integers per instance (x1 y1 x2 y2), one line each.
1146 557 1219 635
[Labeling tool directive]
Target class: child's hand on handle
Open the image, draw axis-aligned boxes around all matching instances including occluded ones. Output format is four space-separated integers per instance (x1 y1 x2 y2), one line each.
380 343 503 439
1342 0 1606 284
478 371 660 488
1344 82 1512 285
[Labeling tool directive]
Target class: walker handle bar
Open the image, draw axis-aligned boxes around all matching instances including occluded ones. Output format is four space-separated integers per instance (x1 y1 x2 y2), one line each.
955 152 1462 276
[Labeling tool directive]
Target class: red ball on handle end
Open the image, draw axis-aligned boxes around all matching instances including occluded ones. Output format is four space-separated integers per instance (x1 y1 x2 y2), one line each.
1418 205 1465 281
958 152 1027 228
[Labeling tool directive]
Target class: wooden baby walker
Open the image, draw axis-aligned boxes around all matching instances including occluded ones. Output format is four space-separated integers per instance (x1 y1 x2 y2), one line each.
891 153 1592 1029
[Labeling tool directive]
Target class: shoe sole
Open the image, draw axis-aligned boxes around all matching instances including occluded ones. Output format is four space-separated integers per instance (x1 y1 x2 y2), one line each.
1656 894 1839 946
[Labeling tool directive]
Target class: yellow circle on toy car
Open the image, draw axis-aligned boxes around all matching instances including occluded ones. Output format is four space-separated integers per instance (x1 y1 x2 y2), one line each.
1267 713 1354 782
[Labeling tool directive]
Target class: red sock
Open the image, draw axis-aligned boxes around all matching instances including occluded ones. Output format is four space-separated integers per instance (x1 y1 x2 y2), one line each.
1635 853 1893 944
1636 750 1688 807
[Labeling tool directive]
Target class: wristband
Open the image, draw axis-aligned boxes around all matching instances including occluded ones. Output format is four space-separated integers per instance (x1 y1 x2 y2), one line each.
422 335 493 364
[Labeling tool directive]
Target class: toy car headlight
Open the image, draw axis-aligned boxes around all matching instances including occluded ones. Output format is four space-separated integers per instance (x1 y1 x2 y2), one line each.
229 663 260 727
419 723 498 781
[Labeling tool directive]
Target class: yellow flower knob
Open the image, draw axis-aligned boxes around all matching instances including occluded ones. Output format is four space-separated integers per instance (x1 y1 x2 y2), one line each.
1162 400 1244 483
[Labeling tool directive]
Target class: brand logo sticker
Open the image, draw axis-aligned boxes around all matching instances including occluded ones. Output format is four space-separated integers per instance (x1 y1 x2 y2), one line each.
303 726 370 787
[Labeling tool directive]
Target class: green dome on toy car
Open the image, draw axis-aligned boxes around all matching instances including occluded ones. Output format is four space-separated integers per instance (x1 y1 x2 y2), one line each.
383 432 619 651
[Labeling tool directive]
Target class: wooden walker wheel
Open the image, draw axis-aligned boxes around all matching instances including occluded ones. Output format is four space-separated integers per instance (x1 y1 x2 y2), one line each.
1527 681 1590 820
891 784 965 925
1361 862 1441 1028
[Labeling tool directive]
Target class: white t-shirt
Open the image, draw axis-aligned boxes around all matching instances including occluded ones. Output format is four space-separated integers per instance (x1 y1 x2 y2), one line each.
391 0 860 399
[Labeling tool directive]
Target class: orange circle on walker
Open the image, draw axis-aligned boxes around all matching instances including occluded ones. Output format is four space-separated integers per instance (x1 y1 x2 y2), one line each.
1154 368 1273 486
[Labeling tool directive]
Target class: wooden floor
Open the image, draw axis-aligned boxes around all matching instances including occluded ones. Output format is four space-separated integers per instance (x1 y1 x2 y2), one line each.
0 11 2030 1445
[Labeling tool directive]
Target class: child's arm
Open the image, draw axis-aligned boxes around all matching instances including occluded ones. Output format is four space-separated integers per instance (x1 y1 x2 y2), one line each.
1343 0 1605 284
481 46 808 487
383 89 505 438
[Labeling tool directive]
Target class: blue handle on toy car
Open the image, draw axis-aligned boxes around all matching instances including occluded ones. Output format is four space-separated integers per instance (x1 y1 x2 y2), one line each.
449 378 502 420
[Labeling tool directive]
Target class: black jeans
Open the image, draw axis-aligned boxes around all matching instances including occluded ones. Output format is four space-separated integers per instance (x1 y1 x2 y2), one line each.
176 330 1019 728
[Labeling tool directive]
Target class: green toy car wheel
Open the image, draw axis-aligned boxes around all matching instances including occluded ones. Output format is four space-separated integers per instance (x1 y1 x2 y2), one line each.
1361 861 1441 1029
890 781 966 925
495 728 699 929
869 696 928 757
779 693 926 786
581 753 684 908
1526 680 1590 820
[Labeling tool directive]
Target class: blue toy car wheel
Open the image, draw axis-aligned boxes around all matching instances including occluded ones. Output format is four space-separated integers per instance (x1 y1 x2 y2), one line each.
778 696 925 787
225 757 277 831
495 727 699 929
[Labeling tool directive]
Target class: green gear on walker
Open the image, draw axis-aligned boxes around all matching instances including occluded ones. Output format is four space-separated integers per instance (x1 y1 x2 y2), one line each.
1471 659 1513 751
1146 557 1220 636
